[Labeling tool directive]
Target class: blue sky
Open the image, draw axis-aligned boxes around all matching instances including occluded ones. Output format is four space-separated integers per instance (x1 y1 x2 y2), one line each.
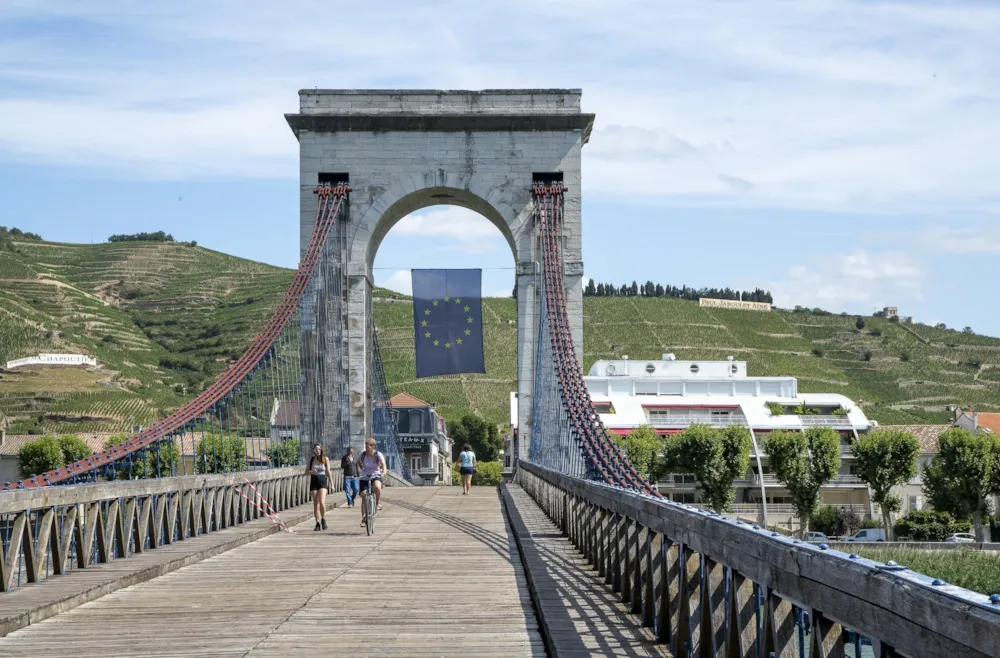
1 1 998 335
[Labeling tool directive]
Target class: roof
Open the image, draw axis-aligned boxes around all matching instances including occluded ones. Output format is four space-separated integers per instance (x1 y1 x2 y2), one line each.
973 413 1000 435
0 433 116 456
390 392 430 408
877 425 950 453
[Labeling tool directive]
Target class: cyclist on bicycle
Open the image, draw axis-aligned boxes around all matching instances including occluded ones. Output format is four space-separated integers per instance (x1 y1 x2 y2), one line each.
358 437 386 527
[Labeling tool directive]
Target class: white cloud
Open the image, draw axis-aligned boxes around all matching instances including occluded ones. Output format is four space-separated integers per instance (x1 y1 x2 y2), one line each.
768 249 923 312
393 206 505 254
375 269 412 296
1 0 1000 215
919 225 1000 254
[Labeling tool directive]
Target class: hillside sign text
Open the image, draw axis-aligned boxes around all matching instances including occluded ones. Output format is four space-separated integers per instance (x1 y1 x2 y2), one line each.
698 298 772 312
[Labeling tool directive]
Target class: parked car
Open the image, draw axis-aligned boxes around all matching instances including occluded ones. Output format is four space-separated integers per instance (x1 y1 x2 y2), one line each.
945 533 976 543
806 531 828 542
845 528 886 542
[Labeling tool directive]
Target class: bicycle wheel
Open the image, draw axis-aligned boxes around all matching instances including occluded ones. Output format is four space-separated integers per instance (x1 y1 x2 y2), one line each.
365 488 375 536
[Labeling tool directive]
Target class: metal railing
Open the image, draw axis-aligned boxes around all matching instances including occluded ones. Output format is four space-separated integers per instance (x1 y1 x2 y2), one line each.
517 460 1000 658
648 414 748 427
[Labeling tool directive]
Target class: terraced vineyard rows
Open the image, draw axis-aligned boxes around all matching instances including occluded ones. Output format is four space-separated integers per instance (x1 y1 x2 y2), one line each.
1 238 997 433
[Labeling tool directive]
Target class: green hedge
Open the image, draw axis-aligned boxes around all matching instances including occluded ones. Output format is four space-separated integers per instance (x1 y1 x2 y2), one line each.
451 461 503 486
893 510 970 542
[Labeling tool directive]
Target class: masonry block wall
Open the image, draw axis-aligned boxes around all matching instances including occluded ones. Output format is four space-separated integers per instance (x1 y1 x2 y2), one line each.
287 89 594 459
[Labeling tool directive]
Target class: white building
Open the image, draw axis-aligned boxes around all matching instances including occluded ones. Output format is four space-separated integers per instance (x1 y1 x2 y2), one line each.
511 354 875 522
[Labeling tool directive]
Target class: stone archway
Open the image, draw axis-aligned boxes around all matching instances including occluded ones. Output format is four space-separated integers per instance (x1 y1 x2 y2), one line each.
287 89 595 460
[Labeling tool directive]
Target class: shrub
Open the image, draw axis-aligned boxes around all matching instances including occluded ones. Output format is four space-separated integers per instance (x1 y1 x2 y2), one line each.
812 348 824 358
900 351 910 362
195 433 247 474
266 438 300 467
863 350 873 362
451 461 503 487
766 401 785 416
860 517 884 530
893 510 970 542
811 505 840 536
870 328 882 337
855 317 865 331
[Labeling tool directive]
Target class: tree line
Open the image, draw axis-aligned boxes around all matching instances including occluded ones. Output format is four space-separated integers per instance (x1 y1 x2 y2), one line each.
617 424 1000 541
584 280 773 303
107 231 197 247
0 226 43 251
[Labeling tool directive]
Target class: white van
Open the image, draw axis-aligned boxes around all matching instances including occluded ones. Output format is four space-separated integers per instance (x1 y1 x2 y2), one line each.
845 528 886 542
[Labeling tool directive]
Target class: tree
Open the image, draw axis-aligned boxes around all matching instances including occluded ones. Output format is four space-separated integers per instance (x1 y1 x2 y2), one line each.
17 436 64 478
615 425 661 481
104 434 182 480
584 279 597 296
852 429 920 539
266 438 300 467
511 285 517 300
450 414 502 462
195 432 247 474
764 428 841 537
664 424 751 513
855 317 865 330
17 434 94 478
963 326 974 334
922 427 1000 541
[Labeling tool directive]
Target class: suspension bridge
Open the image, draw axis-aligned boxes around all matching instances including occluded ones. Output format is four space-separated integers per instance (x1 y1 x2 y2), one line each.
0 90 997 657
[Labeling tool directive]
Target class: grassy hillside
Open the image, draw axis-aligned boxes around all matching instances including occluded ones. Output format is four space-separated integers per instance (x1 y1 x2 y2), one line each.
2 235 997 433
0 237 291 434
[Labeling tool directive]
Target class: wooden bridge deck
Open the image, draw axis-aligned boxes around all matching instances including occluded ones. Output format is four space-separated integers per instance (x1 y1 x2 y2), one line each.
0 487 544 657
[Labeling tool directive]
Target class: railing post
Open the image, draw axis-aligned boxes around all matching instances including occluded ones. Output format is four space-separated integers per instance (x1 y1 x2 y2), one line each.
703 558 726 657
642 527 655 628
727 570 758 658
679 545 702 656
766 589 799 658
810 610 845 658
621 517 632 603
631 523 643 615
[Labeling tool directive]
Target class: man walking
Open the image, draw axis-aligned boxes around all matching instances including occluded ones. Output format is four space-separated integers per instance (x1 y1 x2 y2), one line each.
341 446 359 507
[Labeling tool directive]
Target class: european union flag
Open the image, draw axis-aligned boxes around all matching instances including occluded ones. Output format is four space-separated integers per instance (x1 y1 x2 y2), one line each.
412 269 486 378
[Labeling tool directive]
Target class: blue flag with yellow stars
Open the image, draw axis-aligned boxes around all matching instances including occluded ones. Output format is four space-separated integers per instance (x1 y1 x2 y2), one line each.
412 269 486 378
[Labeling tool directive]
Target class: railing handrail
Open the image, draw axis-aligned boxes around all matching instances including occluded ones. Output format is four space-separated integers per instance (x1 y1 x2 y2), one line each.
0 466 312 514
518 459 1000 658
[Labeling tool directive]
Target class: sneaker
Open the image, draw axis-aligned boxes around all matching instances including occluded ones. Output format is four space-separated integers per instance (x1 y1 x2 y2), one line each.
321 519 328 530
314 522 321 531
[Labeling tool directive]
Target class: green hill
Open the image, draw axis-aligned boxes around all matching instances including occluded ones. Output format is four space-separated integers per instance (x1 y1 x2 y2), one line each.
2 234 997 434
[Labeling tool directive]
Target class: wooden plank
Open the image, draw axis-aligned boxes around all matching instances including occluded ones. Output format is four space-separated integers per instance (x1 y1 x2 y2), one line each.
0 488 542 657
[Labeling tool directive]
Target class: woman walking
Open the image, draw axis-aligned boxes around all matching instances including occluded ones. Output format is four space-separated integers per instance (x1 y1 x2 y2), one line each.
306 444 332 530
458 443 476 495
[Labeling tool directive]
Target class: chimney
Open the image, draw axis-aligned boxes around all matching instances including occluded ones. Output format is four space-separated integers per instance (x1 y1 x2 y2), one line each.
974 411 979 431
954 406 962 421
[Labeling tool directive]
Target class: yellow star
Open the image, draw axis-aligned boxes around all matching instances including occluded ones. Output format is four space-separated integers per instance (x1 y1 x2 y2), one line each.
432 300 439 307
467 317 473 323
421 320 427 327
444 342 451 349
433 339 439 346
424 309 430 316
464 329 471 336
424 332 431 338
443 296 450 302
463 305 470 312
456 338 463 345
455 298 461 304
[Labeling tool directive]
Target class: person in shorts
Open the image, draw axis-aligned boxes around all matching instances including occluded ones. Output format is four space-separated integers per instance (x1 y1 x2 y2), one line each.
458 443 476 495
341 446 359 507
358 438 386 526
306 444 332 531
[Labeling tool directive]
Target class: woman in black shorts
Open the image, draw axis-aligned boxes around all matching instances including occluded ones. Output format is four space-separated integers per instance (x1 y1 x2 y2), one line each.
306 444 332 531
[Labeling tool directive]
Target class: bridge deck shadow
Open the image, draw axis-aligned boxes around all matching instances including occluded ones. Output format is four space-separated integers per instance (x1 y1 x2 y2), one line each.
0 487 544 657
503 484 671 657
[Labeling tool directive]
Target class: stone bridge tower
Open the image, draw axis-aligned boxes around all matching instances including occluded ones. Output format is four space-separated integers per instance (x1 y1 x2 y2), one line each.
286 89 593 460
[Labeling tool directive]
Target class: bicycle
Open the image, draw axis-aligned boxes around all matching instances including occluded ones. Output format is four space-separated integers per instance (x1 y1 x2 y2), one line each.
361 476 380 535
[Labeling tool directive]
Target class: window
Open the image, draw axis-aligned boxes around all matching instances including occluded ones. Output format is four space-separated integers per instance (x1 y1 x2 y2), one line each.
673 473 696 484
731 364 739 374
690 364 700 374
593 403 615 414
411 455 422 472
645 363 656 374
711 410 731 418
673 493 696 504
909 495 921 511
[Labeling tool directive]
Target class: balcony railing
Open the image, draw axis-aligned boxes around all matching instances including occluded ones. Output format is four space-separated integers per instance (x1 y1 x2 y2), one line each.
798 415 855 427
648 414 748 427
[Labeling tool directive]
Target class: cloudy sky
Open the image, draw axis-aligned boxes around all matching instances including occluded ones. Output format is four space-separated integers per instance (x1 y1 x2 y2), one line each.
1 1 998 335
